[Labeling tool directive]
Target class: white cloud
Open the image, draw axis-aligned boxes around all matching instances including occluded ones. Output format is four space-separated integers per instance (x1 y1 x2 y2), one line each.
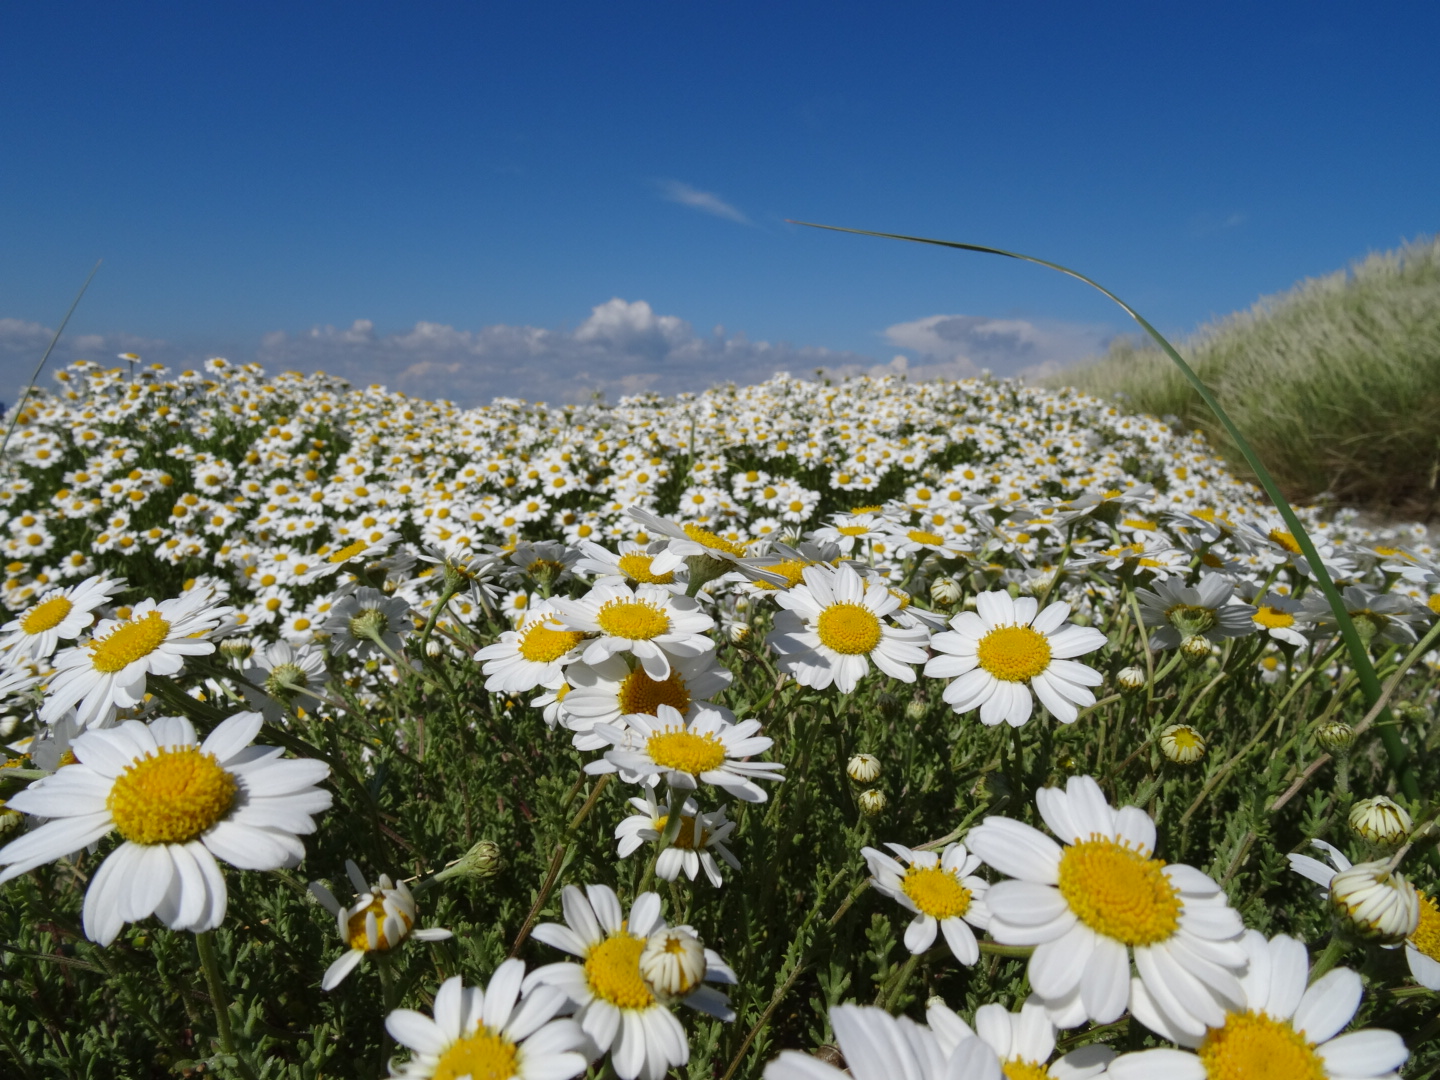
878 313 1112 381
656 180 750 224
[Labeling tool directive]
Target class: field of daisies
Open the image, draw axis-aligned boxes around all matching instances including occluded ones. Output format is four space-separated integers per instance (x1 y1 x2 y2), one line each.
2 356 1440 1080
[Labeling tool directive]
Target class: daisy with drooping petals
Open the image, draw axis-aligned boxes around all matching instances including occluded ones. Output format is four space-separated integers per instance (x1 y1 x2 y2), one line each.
40 587 232 728
1136 573 1257 651
474 601 588 694
0 574 124 662
309 859 453 990
765 563 929 694
587 703 783 803
763 1003 1003 1080
615 791 740 887
924 591 1107 727
385 962 587 1080
523 884 736 1080
862 842 991 965
0 711 331 945
548 582 714 682
966 774 1247 1032
926 997 1115 1080
1108 930 1408 1080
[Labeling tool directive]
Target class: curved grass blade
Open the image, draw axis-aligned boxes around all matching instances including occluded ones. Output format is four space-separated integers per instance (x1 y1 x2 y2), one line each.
789 220 1418 800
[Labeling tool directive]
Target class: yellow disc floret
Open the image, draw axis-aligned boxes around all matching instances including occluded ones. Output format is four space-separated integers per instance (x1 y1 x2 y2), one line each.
107 746 237 845
517 620 585 663
1197 1010 1325 1080
595 599 671 641
1267 529 1304 556
617 668 692 717
646 730 727 775
1001 1062 1054 1080
906 529 946 547
815 602 882 655
617 552 676 585
682 523 745 557
901 865 973 920
345 896 411 951
20 595 73 635
327 539 370 564
1057 836 1181 946
1253 605 1295 630
89 612 172 673
1410 891 1440 961
431 1027 520 1080
584 933 655 1008
656 813 711 851
975 625 1052 682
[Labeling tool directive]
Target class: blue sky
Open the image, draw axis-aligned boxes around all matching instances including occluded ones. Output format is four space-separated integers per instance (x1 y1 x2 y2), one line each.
2 2 1436 405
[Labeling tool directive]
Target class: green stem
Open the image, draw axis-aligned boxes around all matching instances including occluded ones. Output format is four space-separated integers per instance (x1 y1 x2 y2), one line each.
195 931 259 1080
1308 935 1350 985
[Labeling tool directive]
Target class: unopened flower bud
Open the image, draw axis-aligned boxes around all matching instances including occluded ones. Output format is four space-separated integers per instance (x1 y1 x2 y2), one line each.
728 622 751 644
1180 634 1212 664
1329 861 1419 944
904 697 928 723
1349 796 1412 847
930 577 962 606
1115 666 1147 693
971 771 1013 804
640 927 707 1001
434 839 503 883
858 788 887 817
875 690 901 719
1159 724 1206 765
1316 720 1355 751
847 754 881 784
425 638 443 659
219 637 255 664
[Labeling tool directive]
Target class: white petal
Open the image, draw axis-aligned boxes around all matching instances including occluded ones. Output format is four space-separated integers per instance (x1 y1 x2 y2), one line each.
1318 1028 1408 1076
1293 967 1362 1044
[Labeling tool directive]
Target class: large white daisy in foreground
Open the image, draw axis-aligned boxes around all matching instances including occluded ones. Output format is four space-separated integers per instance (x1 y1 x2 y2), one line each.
766 563 929 694
925 592 1106 727
763 1003 1003 1080
861 842 990 965
1108 930 1407 1080
0 711 331 945
926 997 1114 1080
385 962 586 1080
524 884 736 1080
966 775 1247 1032
549 581 714 682
40 588 232 728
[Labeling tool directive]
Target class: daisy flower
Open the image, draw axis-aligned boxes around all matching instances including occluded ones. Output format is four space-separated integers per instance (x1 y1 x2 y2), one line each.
40 587 233 728
385 963 586 1080
0 711 331 945
474 601 589 694
524 884 736 1080
763 1003 1003 1080
861 841 991 964
240 639 328 722
573 539 684 588
1108 930 1408 1080
548 582 714 682
924 592 1107 727
765 563 929 694
966 774 1247 1032
1244 589 1310 648
322 586 413 661
926 997 1115 1080
1136 574 1257 651
309 859 452 990
561 652 732 735
0 574 124 662
587 703 783 803
615 791 740 887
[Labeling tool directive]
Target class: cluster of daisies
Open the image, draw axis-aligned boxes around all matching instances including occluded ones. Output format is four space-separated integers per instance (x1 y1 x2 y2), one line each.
0 356 1437 1078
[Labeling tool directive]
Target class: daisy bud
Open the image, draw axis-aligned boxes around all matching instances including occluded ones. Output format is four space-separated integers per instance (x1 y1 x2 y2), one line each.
875 690 901 718
1330 861 1420 944
1316 720 1355 751
639 926 708 1001
728 622 750 644
218 637 254 664
1348 796 1412 847
1179 634 1212 664
1115 666 1147 693
435 839 504 882
424 638 443 659
847 754 881 784
904 697 928 722
1159 724 1206 764
858 788 887 817
930 577 962 606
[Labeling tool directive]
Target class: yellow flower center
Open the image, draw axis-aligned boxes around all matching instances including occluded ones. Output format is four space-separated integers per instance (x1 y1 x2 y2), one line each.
1428 594 1440 617
1002 1062 1054 1080
682 523 745 557
89 611 172 673
616 552 675 585
1197 1010 1325 1080
901 864 973 920
517 620 585 663
756 559 810 590
906 529 945 547
815 602 882 655
107 746 237 845
595 599 671 641
656 813 711 851
345 896 411 951
20 595 73 634
836 525 870 537
1267 529 1303 555
1122 517 1159 531
1411 891 1440 961
584 933 655 1009
431 1027 520 1080
1057 836 1180 946
1253 605 1294 630
975 625 1052 682
327 539 370 564
646 729 726 775
617 668 692 717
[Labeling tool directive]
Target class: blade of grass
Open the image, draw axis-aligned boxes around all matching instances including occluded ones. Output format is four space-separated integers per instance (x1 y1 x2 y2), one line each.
789 220 1417 800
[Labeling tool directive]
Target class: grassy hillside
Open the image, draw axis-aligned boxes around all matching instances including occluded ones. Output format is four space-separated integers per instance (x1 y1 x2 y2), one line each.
1046 235 1440 517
